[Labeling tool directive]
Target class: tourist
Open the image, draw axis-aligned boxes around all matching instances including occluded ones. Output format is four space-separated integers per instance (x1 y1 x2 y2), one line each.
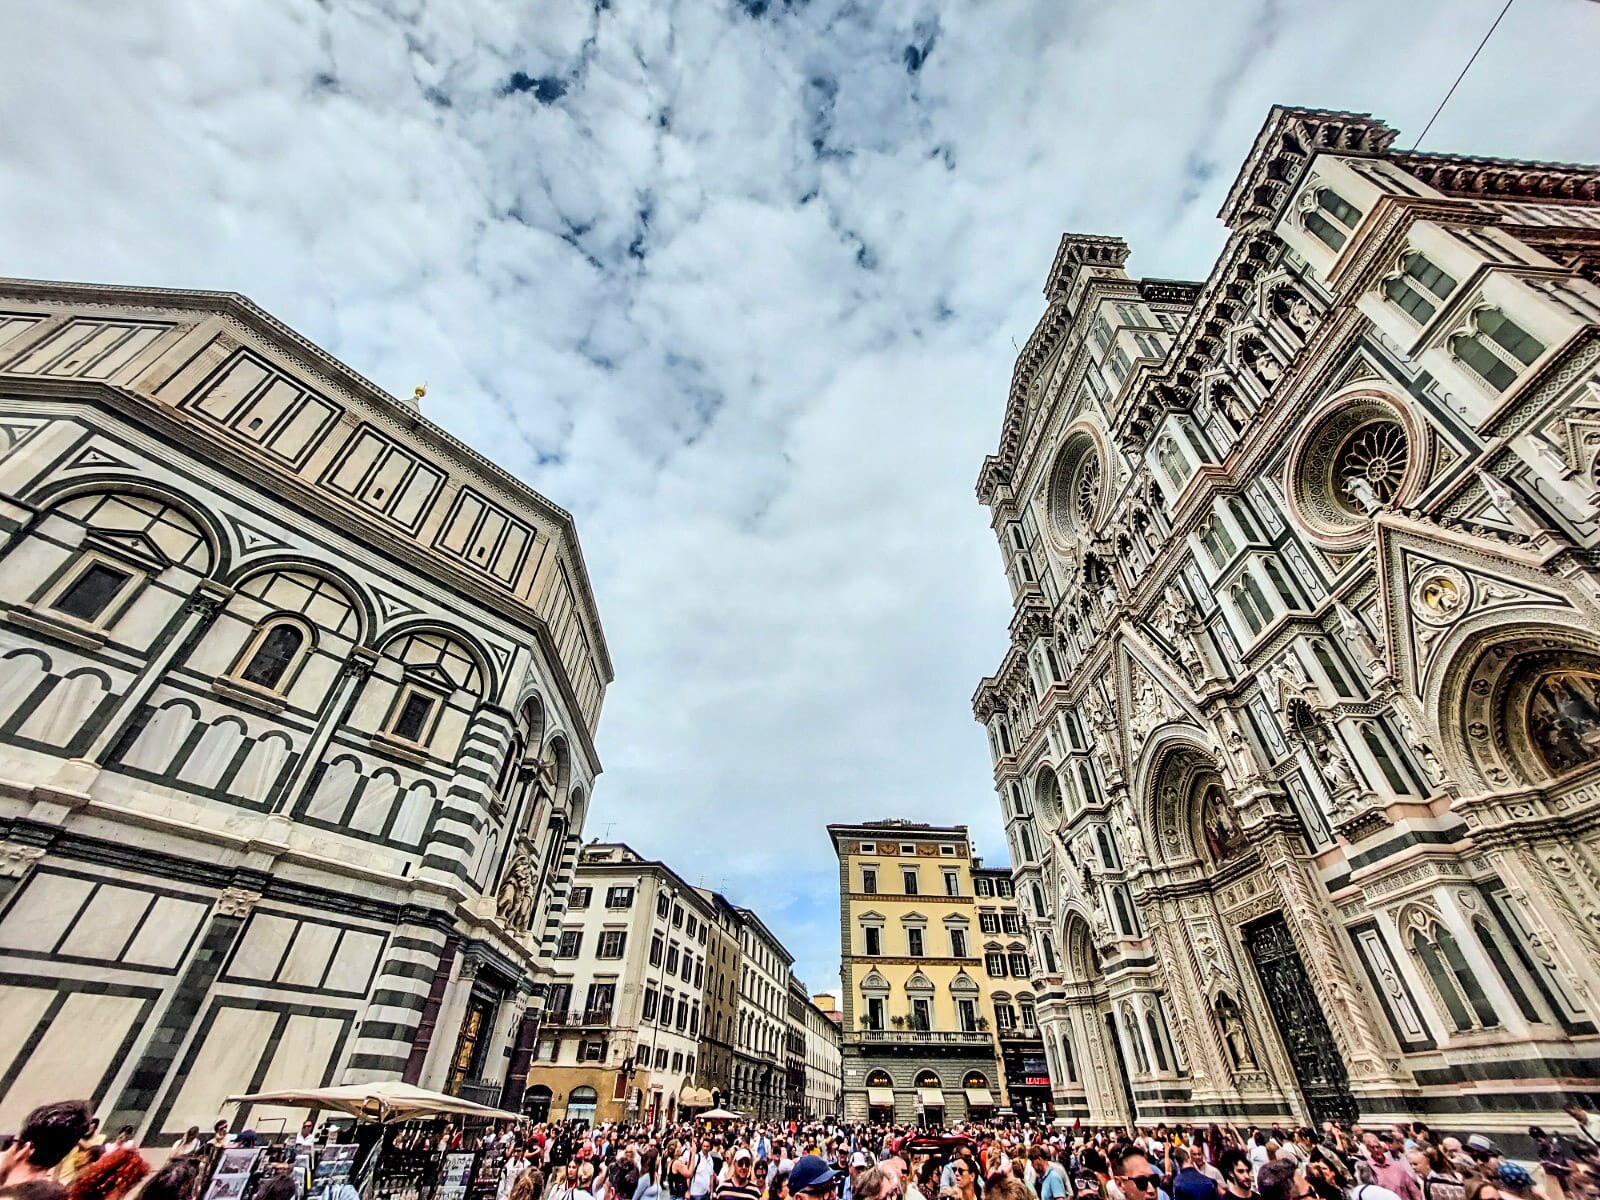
0 1100 94 1200
1110 1146 1168 1200
787 1155 846 1200
66 1147 148 1200
1218 1150 1255 1200
139 1159 199 1200
1254 1162 1305 1200
58 1119 105 1189
769 1168 792 1200
1362 1135 1421 1200
723 1150 764 1200
1032 1145 1070 1200
635 1148 664 1200
944 1157 980 1200
1170 1148 1219 1200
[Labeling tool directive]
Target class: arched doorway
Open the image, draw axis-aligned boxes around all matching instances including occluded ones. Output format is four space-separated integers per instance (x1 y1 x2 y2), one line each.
567 1085 598 1126
1056 914 1132 1127
913 1069 945 1126
523 1084 552 1122
864 1069 894 1120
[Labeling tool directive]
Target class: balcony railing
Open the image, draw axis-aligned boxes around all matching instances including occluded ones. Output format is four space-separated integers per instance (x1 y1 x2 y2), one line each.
852 1028 993 1046
541 1008 616 1028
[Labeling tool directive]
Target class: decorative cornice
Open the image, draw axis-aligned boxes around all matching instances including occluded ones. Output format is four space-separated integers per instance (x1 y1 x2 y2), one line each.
1390 149 1600 204
1218 106 1398 230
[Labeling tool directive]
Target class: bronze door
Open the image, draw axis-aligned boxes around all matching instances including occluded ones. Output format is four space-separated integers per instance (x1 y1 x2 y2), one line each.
1245 914 1358 1126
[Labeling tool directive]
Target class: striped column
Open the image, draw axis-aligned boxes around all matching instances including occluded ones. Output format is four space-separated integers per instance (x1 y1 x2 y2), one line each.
343 916 455 1083
421 706 514 888
536 830 582 958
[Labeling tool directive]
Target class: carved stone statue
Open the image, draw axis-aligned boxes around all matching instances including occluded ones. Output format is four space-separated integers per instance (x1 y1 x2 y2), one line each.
1120 804 1149 868
497 847 537 932
1160 585 1205 676
1392 705 1448 788
1335 603 1385 681
1343 474 1383 515
1215 996 1257 1070
1316 737 1361 813
1287 295 1317 334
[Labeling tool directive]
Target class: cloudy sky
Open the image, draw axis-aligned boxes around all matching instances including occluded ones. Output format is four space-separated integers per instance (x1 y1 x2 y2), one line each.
3 0 1598 992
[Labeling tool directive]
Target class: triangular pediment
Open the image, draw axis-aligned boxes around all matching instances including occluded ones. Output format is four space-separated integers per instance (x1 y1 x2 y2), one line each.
86 528 170 570
1374 519 1573 700
1118 636 1204 760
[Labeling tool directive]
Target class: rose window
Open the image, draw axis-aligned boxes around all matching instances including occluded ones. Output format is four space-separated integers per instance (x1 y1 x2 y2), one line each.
1333 420 1408 512
1073 457 1101 527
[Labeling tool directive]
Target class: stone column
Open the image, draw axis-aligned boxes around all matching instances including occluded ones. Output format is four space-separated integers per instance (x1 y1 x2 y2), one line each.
109 886 259 1136
418 957 479 1091
343 906 455 1084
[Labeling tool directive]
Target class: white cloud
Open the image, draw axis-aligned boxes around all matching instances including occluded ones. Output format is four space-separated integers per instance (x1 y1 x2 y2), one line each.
3 0 1597 984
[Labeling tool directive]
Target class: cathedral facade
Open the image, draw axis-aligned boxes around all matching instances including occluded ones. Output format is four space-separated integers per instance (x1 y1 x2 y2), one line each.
0 278 610 1136
972 107 1600 1138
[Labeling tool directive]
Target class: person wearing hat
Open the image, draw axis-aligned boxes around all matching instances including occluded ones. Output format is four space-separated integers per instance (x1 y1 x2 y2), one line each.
721 1151 763 1200
788 1156 846 1200
847 1152 873 1200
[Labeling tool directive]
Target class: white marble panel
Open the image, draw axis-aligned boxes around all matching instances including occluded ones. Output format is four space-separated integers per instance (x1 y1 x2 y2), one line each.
0 872 93 953
0 991 145 1127
58 885 151 962
279 921 340 989
0 984 57 1083
228 912 297 981
165 1006 277 1133
123 896 208 970
322 930 384 995
246 1013 347 1131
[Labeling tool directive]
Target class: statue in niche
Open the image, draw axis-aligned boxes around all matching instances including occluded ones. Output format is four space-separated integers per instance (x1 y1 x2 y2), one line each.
1315 737 1361 814
1214 994 1256 1070
1200 785 1242 864
1159 585 1205 677
1391 705 1447 787
497 846 537 932
1286 295 1317 334
1343 474 1384 515
1527 669 1600 775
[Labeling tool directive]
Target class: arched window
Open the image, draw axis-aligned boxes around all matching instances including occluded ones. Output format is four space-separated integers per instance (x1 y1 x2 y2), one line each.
231 621 308 692
1201 517 1236 566
1145 1007 1169 1072
1383 252 1457 323
1121 1006 1150 1074
1361 724 1412 794
1313 642 1353 699
1011 783 1028 818
1452 308 1546 391
1232 584 1263 636
1229 500 1258 540
1159 437 1189 487
1264 560 1297 608
1096 827 1116 869
1244 573 1273 624
1305 188 1361 250
1059 1030 1077 1082
1471 917 1541 1024
1077 763 1096 808
1018 825 1038 863
1408 912 1497 1034
1030 882 1045 918
1113 887 1135 936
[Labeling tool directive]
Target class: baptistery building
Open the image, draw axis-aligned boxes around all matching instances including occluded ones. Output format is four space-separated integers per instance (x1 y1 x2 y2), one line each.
0 278 611 1137
972 107 1600 1138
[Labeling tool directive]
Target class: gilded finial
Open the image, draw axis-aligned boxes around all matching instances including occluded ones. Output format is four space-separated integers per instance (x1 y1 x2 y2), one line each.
412 383 427 403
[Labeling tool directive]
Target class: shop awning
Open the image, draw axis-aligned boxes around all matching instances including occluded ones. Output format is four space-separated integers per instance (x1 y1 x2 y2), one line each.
918 1088 945 1109
964 1088 995 1108
680 1086 713 1107
866 1087 895 1107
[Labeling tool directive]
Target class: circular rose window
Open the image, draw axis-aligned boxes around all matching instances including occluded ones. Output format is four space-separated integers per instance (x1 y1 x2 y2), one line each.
1047 432 1104 544
1287 394 1421 545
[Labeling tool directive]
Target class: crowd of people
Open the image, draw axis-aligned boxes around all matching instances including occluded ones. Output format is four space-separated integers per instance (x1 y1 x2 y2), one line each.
4 1100 1598 1200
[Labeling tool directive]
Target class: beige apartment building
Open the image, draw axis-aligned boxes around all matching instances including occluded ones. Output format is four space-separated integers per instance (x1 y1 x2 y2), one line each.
830 820 1012 1124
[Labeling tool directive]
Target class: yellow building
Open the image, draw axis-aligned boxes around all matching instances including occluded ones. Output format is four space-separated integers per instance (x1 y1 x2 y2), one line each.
829 820 1013 1124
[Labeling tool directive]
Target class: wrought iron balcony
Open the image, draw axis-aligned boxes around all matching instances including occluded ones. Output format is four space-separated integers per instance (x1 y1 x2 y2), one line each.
851 1027 993 1047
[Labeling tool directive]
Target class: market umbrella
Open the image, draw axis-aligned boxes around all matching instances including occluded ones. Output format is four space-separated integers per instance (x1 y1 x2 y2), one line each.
698 1108 741 1121
226 1080 523 1124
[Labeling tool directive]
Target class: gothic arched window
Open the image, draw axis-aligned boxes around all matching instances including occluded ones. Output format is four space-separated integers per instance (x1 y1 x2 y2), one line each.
1383 252 1457 323
1451 308 1545 392
235 620 308 692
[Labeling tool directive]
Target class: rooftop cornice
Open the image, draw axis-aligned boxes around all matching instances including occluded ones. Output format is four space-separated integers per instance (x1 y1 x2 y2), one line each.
1045 233 1131 298
1218 105 1398 230
1389 148 1600 202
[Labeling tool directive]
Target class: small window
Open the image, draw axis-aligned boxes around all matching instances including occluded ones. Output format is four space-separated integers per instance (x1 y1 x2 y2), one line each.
902 869 919 895
900 842 915 855
390 688 438 743
863 926 881 956
861 867 878 895
649 934 663 966
597 930 626 958
642 988 658 1021
237 623 306 691
980 913 999 934
606 885 634 908
1452 308 1546 392
655 892 670 918
943 870 960 897
951 928 968 957
907 927 925 957
1382 252 1456 325
986 952 1007 977
556 930 582 959
1009 951 1030 977
568 886 592 910
51 561 134 624
939 844 957 856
